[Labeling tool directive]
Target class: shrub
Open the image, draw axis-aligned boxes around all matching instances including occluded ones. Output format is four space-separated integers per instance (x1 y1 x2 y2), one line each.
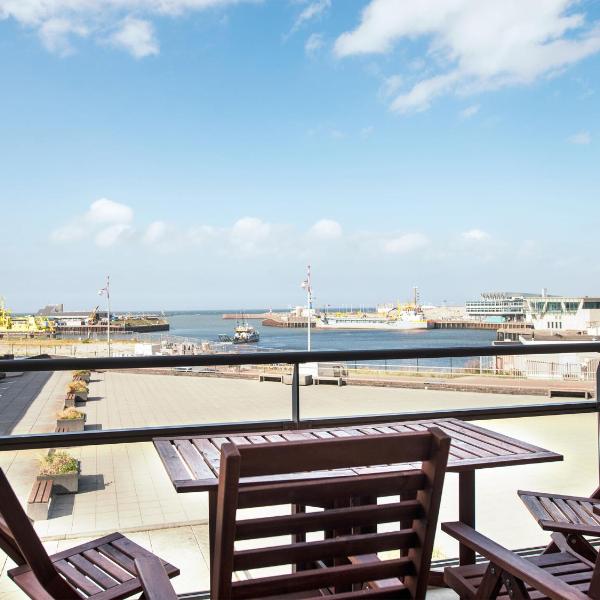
67 380 88 393
73 370 91 377
57 408 85 420
39 451 78 476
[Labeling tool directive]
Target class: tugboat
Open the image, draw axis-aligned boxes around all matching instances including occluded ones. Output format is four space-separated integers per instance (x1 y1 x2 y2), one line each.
233 322 260 344
219 315 260 344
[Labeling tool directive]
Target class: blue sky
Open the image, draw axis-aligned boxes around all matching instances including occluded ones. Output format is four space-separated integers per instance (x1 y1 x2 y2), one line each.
1 0 599 311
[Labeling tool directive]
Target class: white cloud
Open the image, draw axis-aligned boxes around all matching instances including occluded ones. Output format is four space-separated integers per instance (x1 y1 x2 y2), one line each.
378 74 403 99
50 197 134 247
230 217 272 252
0 0 251 56
289 0 331 36
462 229 490 241
38 18 88 55
143 221 168 244
95 224 133 247
309 219 342 240
85 198 133 224
305 32 324 56
460 104 480 119
567 130 592 145
110 18 158 58
383 233 429 254
335 0 600 113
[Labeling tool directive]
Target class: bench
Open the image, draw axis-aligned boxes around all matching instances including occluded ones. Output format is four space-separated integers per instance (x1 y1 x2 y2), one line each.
64 392 76 408
548 389 592 399
258 373 284 383
314 376 344 386
55 424 70 432
27 479 53 521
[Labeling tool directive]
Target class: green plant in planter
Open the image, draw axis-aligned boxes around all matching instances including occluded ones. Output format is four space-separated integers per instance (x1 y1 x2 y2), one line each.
73 370 91 377
67 380 88 393
38 451 78 476
57 408 85 420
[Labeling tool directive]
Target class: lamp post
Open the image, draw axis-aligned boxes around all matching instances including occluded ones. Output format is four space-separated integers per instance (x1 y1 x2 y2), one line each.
301 265 312 352
98 276 111 357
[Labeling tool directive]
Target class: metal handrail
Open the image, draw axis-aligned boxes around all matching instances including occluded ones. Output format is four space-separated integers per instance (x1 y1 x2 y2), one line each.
2 341 600 372
0 342 598 452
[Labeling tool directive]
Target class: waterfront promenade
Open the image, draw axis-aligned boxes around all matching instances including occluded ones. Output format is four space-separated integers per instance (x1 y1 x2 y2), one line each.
0 370 597 597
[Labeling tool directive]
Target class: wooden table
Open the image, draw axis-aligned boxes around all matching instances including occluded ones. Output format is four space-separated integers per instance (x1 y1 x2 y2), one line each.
154 418 562 579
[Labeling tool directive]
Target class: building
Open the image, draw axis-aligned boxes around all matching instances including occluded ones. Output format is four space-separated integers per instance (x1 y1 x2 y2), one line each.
465 292 535 322
524 296 600 332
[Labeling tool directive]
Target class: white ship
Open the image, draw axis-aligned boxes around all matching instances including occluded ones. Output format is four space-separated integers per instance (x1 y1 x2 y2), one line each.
316 303 432 331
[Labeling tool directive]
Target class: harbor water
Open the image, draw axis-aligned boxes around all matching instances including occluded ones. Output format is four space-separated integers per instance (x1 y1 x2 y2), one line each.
162 311 497 369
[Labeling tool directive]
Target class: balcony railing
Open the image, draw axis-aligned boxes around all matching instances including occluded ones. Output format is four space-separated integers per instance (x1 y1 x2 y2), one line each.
0 341 598 451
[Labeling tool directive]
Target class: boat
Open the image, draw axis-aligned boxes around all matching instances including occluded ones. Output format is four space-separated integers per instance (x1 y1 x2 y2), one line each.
233 323 260 344
316 302 432 331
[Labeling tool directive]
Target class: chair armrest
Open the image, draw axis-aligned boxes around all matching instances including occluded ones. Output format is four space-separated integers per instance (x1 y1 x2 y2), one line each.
441 522 588 600
134 556 178 600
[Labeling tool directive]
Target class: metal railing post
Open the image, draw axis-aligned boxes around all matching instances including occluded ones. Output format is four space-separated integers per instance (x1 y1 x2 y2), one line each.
292 363 300 427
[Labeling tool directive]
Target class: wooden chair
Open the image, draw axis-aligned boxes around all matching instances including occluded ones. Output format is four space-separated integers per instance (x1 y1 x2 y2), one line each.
442 521 600 599
212 427 451 599
519 487 600 561
0 468 180 599
135 556 178 600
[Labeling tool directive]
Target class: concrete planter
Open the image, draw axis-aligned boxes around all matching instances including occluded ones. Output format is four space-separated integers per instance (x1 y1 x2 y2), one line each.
64 394 76 408
283 373 313 386
38 465 80 494
56 417 86 432
72 390 88 402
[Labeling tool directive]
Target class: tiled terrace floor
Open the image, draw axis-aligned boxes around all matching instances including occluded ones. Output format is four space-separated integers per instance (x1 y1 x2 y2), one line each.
0 369 597 597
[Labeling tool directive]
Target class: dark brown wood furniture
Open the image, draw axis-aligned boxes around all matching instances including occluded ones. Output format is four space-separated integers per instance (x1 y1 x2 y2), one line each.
212 428 450 599
519 488 600 561
134 556 179 600
154 417 562 578
442 520 599 599
0 468 180 599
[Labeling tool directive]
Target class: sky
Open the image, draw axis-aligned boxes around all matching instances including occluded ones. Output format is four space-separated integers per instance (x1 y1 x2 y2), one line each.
1 0 599 311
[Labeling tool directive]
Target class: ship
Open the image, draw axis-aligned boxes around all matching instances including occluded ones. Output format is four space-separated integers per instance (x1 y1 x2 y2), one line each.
316 291 432 331
233 323 260 344
0 299 56 336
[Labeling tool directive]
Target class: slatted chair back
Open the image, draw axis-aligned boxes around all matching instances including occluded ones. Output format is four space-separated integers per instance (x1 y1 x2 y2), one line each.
212 427 451 600
0 469 78 598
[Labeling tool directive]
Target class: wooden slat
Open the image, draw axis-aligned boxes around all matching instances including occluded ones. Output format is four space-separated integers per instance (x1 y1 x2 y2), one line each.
235 500 423 540
154 440 190 482
192 439 221 474
175 440 214 480
98 544 136 575
235 432 433 477
135 556 178 600
539 497 568 523
231 557 415 599
438 420 529 455
54 558 102 596
68 554 119 590
82 549 133 583
302 585 410 599
445 419 542 453
233 530 418 570
553 498 583 524
237 470 427 509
